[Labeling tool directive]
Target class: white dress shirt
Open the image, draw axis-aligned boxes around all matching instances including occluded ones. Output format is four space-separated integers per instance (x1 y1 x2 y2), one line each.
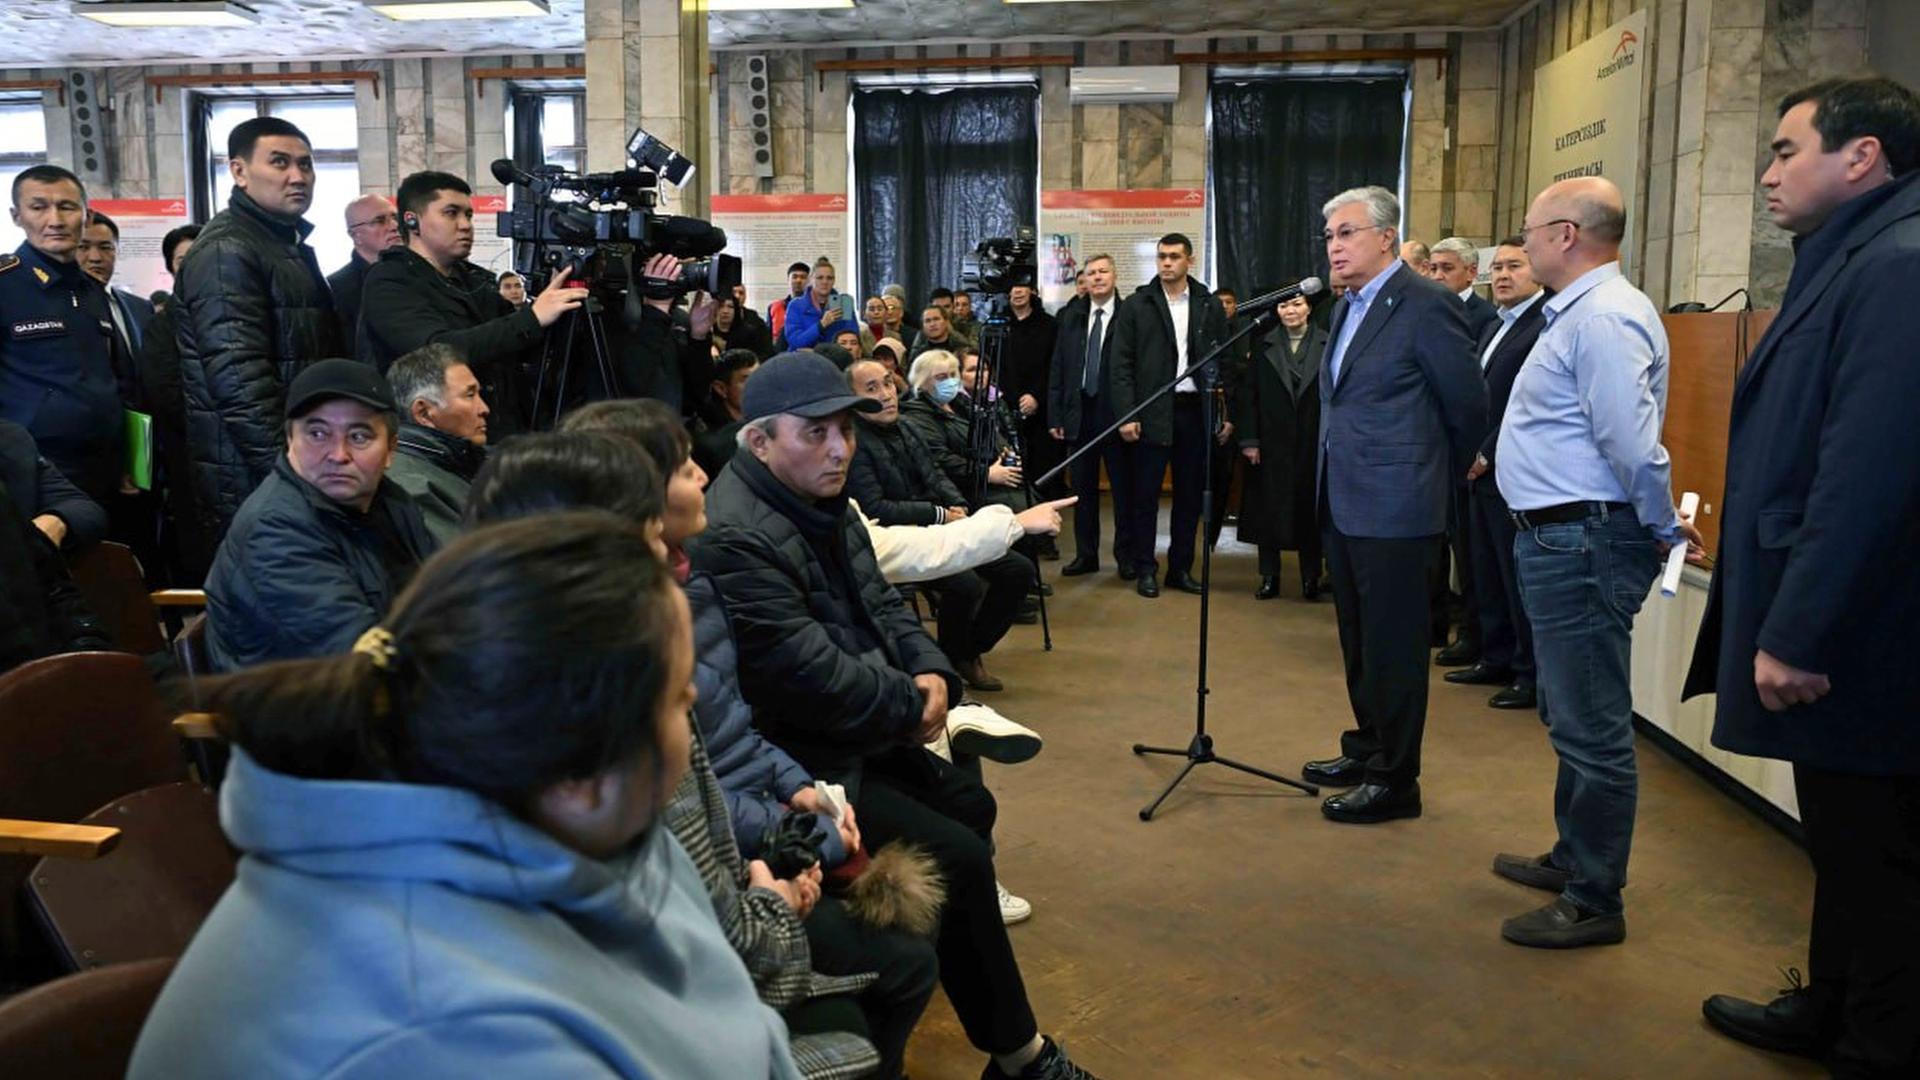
1168 285 1195 392
1479 288 1545 371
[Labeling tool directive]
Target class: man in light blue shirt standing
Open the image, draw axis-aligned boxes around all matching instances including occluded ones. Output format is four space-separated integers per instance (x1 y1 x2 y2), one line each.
1492 176 1703 949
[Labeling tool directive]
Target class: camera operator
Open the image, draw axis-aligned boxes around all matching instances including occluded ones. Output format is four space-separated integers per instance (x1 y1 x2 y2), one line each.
357 170 588 434
618 254 722 415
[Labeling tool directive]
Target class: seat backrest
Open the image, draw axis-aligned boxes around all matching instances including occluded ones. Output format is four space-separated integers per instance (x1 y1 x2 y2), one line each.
29 782 235 971
63 542 167 656
0 956 175 1079
0 652 186 974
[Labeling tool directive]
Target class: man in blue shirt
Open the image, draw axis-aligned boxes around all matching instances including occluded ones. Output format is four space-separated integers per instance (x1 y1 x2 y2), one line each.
1492 176 1702 949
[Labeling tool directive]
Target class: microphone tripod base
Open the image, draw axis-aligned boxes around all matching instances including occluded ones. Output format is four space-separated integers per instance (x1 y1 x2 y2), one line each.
1132 734 1320 821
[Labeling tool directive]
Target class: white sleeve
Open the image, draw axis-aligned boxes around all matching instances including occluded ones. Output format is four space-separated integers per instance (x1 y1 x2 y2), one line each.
854 499 1024 584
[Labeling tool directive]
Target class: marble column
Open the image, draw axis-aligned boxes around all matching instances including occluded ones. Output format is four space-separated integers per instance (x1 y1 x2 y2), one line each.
585 0 710 215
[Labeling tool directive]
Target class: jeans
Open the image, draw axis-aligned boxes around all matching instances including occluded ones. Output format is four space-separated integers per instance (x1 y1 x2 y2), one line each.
1513 506 1660 916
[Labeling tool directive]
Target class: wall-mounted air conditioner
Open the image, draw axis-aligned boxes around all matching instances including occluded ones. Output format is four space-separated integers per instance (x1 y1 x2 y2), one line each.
1068 65 1180 105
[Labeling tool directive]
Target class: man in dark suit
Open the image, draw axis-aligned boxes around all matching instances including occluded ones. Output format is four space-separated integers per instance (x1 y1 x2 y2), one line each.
327 193 400 355
1109 233 1230 598
1688 77 1920 1075
1046 253 1132 578
1448 237 1548 709
1302 187 1486 824
1235 293 1324 600
1429 237 1499 338
77 210 155 362
1428 236 1498 666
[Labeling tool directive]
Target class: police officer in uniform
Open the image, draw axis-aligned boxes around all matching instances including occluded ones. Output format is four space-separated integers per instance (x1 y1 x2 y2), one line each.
1 165 133 508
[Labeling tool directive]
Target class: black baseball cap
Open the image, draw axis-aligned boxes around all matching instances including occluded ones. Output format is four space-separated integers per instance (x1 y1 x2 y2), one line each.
285 358 398 419
743 351 882 423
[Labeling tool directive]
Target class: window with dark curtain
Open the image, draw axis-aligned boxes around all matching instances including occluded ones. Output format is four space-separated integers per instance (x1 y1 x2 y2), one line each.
853 84 1038 310
1210 77 1407 299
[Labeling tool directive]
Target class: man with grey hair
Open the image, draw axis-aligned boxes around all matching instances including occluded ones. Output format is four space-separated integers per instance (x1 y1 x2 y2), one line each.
1300 185 1485 825
385 342 489 544
327 193 399 353
1430 236 1498 338
1492 175 1700 949
1428 235 1499 673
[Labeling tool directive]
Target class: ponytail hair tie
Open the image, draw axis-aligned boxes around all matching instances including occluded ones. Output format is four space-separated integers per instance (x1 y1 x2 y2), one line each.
353 626 399 670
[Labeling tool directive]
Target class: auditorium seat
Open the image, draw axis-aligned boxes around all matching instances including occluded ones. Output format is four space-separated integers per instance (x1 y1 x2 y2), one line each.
0 956 175 1079
63 541 208 655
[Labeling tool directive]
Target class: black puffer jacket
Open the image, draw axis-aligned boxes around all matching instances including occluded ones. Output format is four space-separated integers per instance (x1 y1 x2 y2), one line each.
357 248 540 433
688 452 959 782
174 191 345 544
846 415 964 526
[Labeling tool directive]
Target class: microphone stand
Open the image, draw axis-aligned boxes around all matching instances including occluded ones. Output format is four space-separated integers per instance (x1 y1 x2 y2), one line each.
1035 306 1320 821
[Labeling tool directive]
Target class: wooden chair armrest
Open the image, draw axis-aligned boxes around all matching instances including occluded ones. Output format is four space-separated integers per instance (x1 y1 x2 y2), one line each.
0 820 122 859
173 712 222 740
150 589 208 608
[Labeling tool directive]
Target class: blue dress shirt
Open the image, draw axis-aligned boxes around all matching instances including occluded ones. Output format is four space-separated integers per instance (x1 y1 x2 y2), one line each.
1495 261 1680 541
1325 259 1403 386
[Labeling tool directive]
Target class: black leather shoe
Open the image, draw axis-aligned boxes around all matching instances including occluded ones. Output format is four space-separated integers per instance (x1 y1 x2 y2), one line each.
1135 571 1159 598
1301 576 1322 601
1301 755 1367 786
1434 640 1481 667
1060 557 1099 577
1444 660 1512 686
1117 563 1138 581
1254 576 1279 600
1702 970 1838 1060
1500 897 1625 948
1321 781 1421 824
1164 571 1204 595
1489 682 1537 710
1032 582 1055 597
1492 851 1572 892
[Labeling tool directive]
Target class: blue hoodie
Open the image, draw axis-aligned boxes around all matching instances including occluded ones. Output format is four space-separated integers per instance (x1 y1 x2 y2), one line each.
131 748 801 1080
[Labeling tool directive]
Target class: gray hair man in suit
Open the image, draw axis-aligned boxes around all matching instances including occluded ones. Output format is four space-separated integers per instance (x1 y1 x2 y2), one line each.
1300 185 1486 825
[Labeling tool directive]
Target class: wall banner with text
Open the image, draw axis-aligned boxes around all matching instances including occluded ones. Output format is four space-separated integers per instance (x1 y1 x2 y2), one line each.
90 199 193 301
709 194 849 313
1528 7 1651 273
1037 188 1207 309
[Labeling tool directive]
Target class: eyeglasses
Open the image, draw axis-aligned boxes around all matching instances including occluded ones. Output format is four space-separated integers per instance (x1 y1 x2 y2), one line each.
348 212 397 232
1517 218 1579 239
1319 223 1385 245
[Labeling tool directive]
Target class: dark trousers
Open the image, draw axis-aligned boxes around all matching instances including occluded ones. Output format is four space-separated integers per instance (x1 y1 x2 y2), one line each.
1204 439 1235 553
1257 528 1324 585
1067 392 1132 567
803 896 940 1078
922 550 1033 663
1020 414 1068 502
1468 481 1533 681
1430 484 1479 648
1324 526 1440 785
1795 763 1920 1077
855 748 1038 1056
1124 394 1207 577
1514 508 1659 915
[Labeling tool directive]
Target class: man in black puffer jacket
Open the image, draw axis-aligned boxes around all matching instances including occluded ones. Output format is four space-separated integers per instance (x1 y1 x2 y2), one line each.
174 117 345 550
691 351 1102 1080
0 477 111 676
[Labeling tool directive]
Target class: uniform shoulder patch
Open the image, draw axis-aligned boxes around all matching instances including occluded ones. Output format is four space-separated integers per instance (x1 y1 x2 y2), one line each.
0 254 18 275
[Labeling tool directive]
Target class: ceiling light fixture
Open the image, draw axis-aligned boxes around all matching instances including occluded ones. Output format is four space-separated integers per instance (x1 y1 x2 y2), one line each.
73 1 261 27
709 0 853 10
367 0 552 20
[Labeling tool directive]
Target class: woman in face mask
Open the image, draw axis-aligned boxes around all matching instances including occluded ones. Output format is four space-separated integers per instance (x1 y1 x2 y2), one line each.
130 514 804 1080
898 349 1023 499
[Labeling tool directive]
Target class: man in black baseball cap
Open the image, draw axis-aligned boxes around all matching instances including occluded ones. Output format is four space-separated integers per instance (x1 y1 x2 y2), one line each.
203 357 437 670
693 352 1104 1080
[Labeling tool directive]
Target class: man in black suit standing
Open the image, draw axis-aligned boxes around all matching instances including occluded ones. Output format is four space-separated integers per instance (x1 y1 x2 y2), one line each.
1689 76 1920 1076
1428 235 1497 667
1448 237 1548 709
76 210 155 361
327 193 400 355
1109 233 1230 598
1301 187 1485 824
1429 237 1499 338
1046 253 1130 577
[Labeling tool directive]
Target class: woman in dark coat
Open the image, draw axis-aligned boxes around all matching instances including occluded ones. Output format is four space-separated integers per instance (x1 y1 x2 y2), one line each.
1234 295 1324 600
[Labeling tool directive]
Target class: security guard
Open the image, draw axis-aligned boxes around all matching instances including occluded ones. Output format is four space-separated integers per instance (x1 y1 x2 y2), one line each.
1 164 132 505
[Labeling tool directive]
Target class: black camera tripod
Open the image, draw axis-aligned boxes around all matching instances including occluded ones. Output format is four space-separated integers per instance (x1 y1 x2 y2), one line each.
967 292 1053 650
529 292 624 430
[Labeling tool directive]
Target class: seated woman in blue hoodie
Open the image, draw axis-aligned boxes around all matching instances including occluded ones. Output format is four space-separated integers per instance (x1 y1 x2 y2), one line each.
131 512 803 1080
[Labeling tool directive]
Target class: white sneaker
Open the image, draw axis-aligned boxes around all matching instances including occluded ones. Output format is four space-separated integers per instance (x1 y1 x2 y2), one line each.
948 702 1042 764
997 881 1033 925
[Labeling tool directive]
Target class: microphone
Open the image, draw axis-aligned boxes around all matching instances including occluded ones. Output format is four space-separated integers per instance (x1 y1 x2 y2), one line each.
490 157 534 187
1238 276 1325 315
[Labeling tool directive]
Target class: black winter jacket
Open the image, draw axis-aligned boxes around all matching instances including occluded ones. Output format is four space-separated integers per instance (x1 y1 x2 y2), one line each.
204 456 437 671
357 248 540 432
0 478 109 675
174 191 345 545
0 419 106 549
846 415 965 526
688 452 959 782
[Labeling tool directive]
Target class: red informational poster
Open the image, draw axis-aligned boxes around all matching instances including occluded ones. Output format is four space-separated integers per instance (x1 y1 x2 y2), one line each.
1037 188 1207 308
89 198 194 301
709 193 849 313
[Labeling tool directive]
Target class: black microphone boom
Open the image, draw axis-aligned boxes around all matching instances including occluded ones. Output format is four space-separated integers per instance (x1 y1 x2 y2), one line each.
1238 276 1326 314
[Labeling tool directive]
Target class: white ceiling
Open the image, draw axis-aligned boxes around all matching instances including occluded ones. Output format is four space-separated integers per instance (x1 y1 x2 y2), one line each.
2 1 1529 66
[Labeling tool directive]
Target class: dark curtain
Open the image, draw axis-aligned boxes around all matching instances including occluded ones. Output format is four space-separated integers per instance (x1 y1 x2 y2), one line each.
854 85 1038 310
1211 78 1407 299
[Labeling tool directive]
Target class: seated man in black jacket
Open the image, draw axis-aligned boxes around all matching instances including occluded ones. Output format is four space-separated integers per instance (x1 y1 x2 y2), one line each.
846 359 1030 693
203 359 437 671
690 351 1099 1080
0 478 111 676
356 170 590 433
0 419 108 553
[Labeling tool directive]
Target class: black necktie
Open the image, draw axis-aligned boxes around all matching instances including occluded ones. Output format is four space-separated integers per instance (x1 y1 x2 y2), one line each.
1082 306 1105 395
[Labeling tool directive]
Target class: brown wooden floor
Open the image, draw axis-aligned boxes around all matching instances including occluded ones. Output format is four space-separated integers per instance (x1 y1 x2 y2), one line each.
900 519 1819 1080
